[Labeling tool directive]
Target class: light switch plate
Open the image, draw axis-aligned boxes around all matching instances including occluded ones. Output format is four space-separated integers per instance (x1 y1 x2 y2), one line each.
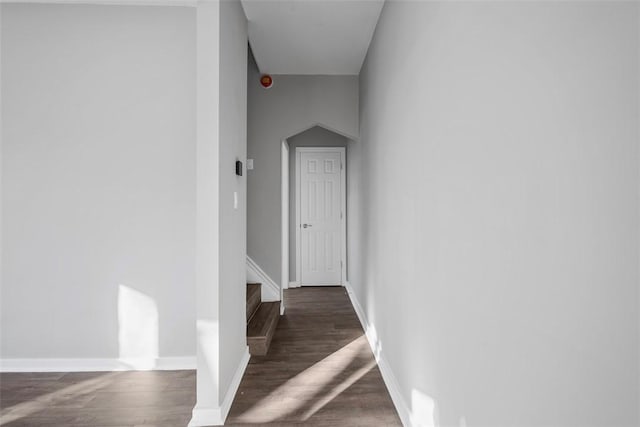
247 159 254 170
233 192 238 210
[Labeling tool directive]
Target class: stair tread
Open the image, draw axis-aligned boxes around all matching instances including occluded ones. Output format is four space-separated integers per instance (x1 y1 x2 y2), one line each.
247 301 280 338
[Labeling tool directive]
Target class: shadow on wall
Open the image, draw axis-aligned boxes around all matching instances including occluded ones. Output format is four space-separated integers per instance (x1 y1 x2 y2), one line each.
117 284 159 369
360 311 449 427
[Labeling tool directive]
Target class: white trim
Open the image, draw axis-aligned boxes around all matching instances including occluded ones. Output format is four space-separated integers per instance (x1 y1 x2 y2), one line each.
295 147 347 286
295 149 301 283
0 356 196 373
188 407 224 427
344 282 412 427
0 0 199 5
0 0 228 5
297 283 346 287
281 140 289 320
219 347 250 423
340 149 347 285
284 122 358 143
188 347 250 427
289 281 301 288
247 256 279 302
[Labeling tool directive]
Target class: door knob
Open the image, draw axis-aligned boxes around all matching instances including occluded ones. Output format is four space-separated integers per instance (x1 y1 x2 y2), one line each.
302 224 312 228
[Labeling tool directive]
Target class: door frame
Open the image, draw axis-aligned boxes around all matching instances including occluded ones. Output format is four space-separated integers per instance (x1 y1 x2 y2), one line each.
280 140 289 314
294 147 346 286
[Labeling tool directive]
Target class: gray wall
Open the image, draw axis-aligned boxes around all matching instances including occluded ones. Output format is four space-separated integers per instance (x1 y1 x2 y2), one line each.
287 126 349 280
349 1 639 426
247 57 358 286
1 4 196 360
217 0 248 399
193 2 248 417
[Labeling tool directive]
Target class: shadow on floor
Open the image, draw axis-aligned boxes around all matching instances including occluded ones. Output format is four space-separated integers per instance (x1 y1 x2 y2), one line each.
226 287 401 427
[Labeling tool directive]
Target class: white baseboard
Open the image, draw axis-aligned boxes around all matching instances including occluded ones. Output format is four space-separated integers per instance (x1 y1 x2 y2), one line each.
188 347 250 426
187 404 224 427
288 281 300 288
247 256 280 302
188 406 224 427
0 356 196 373
344 282 412 427
220 347 250 421
4 0 199 7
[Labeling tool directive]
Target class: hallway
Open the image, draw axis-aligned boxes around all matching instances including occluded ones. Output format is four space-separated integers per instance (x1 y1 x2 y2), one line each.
227 287 401 426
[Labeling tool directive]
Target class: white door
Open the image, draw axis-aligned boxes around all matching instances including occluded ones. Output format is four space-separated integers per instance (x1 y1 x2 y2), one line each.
299 149 343 285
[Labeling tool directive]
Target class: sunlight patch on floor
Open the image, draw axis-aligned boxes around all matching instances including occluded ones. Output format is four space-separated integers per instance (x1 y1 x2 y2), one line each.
300 358 376 420
236 335 375 423
0 373 118 425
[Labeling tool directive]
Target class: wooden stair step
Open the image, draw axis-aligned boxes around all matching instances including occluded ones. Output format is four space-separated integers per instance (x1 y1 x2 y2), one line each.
247 301 280 356
246 283 261 322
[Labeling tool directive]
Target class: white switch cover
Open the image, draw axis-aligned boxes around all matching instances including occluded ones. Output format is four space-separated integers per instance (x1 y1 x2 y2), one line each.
233 191 238 210
247 159 254 170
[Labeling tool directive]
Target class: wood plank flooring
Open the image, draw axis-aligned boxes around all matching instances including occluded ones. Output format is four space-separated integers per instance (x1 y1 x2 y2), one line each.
0 287 401 426
0 370 195 426
226 287 401 426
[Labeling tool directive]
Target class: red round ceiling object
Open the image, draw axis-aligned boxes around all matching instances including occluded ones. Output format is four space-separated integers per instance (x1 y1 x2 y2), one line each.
260 75 273 89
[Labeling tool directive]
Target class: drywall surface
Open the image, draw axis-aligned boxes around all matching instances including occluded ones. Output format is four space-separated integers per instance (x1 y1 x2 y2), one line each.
351 2 639 426
1 4 196 361
247 61 358 287
287 126 348 280
217 0 248 401
0 5 3 324
194 0 222 416
192 3 248 423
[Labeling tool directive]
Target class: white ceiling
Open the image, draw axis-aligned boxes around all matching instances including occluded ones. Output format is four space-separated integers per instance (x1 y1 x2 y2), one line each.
241 0 385 75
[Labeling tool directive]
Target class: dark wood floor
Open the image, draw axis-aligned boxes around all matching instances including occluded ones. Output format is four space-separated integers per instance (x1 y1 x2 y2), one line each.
226 287 401 426
0 287 401 426
0 370 195 426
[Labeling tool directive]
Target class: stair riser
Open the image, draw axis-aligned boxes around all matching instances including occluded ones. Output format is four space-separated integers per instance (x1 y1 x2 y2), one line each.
247 301 280 356
248 312 278 356
246 290 261 322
